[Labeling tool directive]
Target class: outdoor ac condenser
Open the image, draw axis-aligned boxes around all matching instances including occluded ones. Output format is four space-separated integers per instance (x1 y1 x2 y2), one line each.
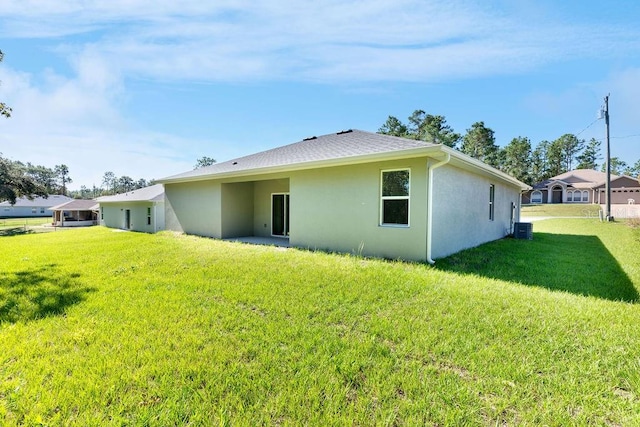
513 222 533 240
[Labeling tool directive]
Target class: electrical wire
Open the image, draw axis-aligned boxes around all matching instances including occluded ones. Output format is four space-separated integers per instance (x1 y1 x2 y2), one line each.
574 118 600 137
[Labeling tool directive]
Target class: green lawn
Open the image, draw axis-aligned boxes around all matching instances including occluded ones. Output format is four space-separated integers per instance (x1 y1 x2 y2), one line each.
1 221 640 425
521 203 602 217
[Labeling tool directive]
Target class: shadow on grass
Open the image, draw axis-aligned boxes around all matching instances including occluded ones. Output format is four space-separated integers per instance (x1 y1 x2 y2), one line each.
0 264 96 324
0 227 35 237
437 232 639 303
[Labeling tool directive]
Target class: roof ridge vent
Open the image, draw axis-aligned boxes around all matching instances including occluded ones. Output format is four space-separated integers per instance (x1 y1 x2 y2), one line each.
336 129 353 135
303 136 317 141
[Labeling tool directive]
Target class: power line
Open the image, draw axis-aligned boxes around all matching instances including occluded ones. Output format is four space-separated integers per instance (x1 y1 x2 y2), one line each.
611 134 640 139
574 118 601 137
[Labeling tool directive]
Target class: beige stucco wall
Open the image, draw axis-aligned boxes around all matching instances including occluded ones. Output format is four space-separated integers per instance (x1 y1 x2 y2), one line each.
100 202 165 233
289 158 428 261
163 159 524 262
431 164 521 259
165 181 221 237
220 182 254 238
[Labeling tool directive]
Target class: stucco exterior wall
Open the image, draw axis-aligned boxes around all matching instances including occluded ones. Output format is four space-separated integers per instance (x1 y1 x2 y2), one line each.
252 179 289 237
165 181 222 237
220 182 254 238
289 158 428 261
431 164 521 259
100 202 164 233
1 206 51 218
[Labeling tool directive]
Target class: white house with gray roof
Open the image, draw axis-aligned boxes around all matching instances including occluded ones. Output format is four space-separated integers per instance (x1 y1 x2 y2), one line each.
96 184 165 233
159 130 530 262
0 195 73 218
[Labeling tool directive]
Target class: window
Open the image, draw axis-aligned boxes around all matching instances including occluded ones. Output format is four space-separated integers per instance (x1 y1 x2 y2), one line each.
567 191 573 202
582 191 589 202
489 184 495 221
531 191 542 204
40 208 45 214
100 207 104 220
573 191 581 202
381 169 410 226
31 208 37 214
147 207 152 226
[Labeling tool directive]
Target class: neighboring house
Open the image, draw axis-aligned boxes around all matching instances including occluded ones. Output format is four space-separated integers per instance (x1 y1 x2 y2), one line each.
50 200 99 227
524 169 640 205
0 195 73 217
158 129 530 262
592 175 640 205
96 184 165 233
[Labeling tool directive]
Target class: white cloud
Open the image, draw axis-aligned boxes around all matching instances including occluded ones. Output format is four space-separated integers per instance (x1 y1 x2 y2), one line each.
1 1 638 83
0 52 201 190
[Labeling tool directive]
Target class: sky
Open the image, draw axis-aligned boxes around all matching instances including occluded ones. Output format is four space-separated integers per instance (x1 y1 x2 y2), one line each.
1 0 639 191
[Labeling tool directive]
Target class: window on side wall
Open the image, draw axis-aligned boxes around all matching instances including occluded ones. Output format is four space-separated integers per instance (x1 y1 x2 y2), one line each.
147 207 152 225
489 184 495 221
380 169 410 226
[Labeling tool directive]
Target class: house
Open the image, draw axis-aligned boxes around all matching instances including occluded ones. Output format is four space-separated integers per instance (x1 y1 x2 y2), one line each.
592 175 640 205
0 195 73 218
50 200 99 227
96 184 165 233
158 130 530 263
524 169 640 205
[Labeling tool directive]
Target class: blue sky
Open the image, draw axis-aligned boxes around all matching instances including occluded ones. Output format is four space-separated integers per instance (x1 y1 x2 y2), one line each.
1 0 639 190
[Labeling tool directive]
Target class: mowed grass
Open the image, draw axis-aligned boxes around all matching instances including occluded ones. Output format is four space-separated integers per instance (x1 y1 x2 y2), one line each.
1 222 640 425
0 217 51 236
521 203 602 217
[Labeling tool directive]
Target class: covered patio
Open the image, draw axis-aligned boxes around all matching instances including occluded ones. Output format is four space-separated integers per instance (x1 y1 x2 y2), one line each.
50 200 99 227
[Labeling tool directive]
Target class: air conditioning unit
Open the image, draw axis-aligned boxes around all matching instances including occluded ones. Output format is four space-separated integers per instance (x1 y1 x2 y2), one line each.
513 222 533 240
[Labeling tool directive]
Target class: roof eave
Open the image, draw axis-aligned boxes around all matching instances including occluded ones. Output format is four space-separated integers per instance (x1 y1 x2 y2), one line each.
158 145 448 184
159 145 531 191
440 146 532 191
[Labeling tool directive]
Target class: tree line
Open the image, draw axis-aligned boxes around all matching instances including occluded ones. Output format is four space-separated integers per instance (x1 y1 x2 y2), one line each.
0 155 73 204
379 110 640 185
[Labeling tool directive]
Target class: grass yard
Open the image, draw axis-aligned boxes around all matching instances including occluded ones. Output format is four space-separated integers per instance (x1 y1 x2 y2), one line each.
1 221 640 425
521 203 602 217
0 217 53 236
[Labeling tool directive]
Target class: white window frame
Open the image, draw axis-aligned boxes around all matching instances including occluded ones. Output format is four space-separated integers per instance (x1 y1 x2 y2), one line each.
582 190 589 202
380 168 410 227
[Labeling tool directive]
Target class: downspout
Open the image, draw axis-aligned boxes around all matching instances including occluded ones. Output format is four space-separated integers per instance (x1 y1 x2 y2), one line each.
426 153 451 264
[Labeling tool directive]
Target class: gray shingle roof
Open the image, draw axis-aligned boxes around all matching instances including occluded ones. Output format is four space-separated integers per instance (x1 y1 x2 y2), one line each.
50 200 99 211
158 129 530 190
96 184 164 203
160 129 438 182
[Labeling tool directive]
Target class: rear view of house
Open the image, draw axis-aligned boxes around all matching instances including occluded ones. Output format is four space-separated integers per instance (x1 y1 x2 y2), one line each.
158 130 530 262
97 184 165 233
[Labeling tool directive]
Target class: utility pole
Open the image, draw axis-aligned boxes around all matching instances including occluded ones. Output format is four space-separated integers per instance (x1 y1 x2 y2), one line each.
604 94 612 221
